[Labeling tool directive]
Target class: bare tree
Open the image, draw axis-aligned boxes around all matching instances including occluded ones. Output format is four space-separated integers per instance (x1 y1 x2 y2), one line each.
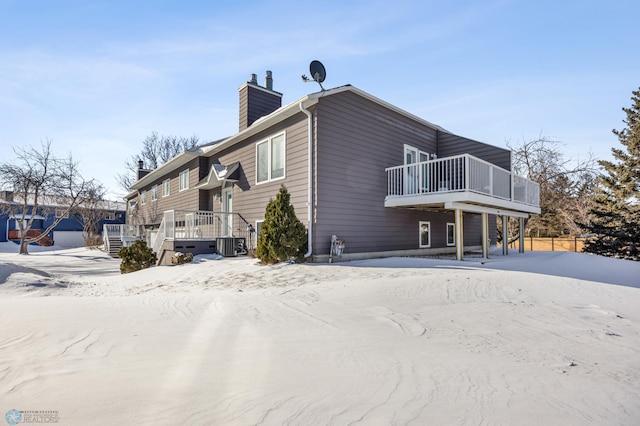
0 140 93 254
116 132 199 192
70 181 110 248
503 135 598 241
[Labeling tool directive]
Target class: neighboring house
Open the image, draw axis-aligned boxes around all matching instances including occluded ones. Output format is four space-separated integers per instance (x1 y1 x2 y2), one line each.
0 191 126 248
118 71 540 263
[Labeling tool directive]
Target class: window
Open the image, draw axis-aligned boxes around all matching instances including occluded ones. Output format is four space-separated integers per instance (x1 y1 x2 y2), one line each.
255 220 264 238
55 208 69 219
151 185 158 201
140 190 147 204
163 179 171 197
419 221 431 248
106 212 116 221
256 132 285 184
179 169 189 191
447 223 455 246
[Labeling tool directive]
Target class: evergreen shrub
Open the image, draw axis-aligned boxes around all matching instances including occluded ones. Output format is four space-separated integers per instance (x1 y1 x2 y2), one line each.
256 185 307 264
118 240 158 273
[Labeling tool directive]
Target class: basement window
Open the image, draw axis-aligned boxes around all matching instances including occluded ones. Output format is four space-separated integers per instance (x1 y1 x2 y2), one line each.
447 223 455 246
419 221 431 248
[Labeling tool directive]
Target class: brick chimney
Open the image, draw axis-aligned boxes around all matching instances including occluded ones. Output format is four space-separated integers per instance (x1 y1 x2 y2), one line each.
238 70 283 131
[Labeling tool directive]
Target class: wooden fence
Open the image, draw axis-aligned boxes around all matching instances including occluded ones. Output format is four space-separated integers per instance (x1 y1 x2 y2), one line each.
500 237 587 252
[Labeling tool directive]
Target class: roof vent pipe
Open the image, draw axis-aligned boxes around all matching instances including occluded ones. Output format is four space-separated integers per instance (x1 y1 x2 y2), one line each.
265 70 273 91
250 73 258 85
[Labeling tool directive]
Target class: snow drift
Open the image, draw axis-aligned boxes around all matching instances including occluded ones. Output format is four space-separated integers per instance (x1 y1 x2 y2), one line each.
0 244 639 425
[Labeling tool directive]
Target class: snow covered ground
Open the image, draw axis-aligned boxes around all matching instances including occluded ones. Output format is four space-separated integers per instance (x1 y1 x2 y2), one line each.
1 242 639 425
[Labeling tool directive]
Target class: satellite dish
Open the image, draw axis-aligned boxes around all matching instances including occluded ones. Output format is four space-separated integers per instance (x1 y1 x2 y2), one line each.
302 60 326 91
309 60 326 83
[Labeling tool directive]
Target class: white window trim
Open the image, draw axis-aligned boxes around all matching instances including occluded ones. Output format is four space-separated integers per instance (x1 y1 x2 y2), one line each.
179 169 189 191
404 144 431 165
446 222 456 246
256 131 286 185
255 220 264 238
419 221 431 248
151 185 158 201
55 208 69 219
163 178 171 197
140 190 147 205
404 144 432 194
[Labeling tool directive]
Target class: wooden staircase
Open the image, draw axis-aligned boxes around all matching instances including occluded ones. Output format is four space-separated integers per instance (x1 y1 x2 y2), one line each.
106 237 123 257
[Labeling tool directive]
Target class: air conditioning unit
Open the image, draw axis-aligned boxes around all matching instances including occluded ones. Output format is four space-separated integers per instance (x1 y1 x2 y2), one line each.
217 237 237 257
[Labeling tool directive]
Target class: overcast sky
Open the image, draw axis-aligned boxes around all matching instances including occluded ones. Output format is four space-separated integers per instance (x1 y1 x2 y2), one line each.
1 0 638 199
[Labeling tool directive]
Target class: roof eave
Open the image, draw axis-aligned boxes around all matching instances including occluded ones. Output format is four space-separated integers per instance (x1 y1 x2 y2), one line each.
200 94 320 158
129 150 200 191
201 85 450 159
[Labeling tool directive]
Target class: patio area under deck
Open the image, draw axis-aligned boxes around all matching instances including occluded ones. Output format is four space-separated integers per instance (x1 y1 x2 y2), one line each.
385 154 541 260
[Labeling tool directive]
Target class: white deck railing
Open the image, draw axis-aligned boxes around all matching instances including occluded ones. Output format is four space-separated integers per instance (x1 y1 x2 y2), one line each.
386 154 539 207
103 223 141 252
149 210 251 254
105 211 252 255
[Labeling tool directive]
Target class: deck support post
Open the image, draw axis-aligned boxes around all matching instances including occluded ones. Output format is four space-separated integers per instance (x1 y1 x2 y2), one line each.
481 212 489 259
519 217 525 253
455 208 464 261
502 215 509 256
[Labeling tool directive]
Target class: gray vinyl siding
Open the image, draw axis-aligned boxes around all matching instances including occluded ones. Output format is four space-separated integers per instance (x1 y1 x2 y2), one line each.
129 157 203 226
437 132 511 170
127 115 309 232
313 90 491 255
125 86 503 257
210 113 309 228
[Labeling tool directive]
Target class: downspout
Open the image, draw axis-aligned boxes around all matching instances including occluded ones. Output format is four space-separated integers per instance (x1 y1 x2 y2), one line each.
299 100 314 258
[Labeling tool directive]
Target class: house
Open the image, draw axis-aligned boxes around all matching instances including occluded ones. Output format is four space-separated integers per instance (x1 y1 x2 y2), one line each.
0 191 126 248
117 71 540 263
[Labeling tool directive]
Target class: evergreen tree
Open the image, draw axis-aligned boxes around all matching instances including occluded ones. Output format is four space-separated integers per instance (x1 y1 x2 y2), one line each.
583 87 640 260
256 185 307 264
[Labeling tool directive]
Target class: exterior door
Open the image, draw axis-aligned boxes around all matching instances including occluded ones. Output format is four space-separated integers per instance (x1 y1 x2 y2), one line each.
404 145 418 195
222 185 233 236
405 145 432 194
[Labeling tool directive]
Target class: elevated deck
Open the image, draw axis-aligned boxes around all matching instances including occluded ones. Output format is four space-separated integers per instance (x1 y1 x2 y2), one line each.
385 154 540 216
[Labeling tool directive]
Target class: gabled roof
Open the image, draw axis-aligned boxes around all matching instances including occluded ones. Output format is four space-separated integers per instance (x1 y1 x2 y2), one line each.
127 85 455 193
195 162 240 190
199 85 449 158
129 149 201 191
